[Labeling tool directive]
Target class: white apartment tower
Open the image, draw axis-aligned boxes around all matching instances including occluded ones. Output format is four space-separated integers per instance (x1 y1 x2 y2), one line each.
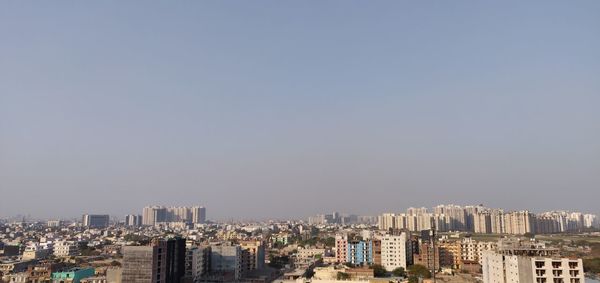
381 233 407 271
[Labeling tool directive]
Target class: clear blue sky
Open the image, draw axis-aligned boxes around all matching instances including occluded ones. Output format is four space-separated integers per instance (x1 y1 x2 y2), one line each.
1 1 599 220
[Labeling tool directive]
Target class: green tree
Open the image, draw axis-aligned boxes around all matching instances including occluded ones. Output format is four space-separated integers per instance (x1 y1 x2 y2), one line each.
583 257 600 274
337 272 351 280
392 266 406 277
323 237 336 248
370 264 387 277
408 275 419 283
407 264 431 279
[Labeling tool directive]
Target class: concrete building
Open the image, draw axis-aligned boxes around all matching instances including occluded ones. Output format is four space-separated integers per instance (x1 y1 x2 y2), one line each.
334 234 348 263
380 233 407 271
122 238 185 283
142 206 206 226
482 250 584 283
47 220 63 227
503 211 535 235
22 244 52 260
125 214 142 227
54 241 79 257
240 240 265 272
184 245 210 282
438 241 461 268
51 267 95 283
210 243 242 280
346 240 373 265
191 206 206 224
82 214 109 228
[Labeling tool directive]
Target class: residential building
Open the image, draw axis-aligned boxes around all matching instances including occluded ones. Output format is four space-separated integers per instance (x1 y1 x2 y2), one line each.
51 267 95 283
380 233 407 271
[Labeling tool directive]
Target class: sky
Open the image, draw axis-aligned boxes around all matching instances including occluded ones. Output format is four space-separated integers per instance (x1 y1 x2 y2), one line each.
1 1 599 221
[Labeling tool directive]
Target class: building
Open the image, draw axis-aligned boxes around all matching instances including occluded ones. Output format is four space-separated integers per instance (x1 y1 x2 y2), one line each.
184 245 210 282
47 220 63 227
482 247 585 283
240 240 265 273
82 214 110 228
378 213 397 231
503 211 534 235
210 243 242 280
191 206 206 224
460 237 496 265
22 244 52 260
372 239 382 265
438 241 461 269
142 205 206 226
346 240 373 265
380 233 407 271
165 237 186 283
54 241 79 257
125 214 142 227
122 238 186 283
51 267 95 283
414 242 440 271
334 234 348 263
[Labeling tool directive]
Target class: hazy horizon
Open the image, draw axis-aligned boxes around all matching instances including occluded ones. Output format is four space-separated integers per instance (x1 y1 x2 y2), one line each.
1 1 599 220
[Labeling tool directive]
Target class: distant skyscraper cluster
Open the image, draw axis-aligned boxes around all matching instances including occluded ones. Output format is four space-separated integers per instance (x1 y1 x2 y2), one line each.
141 205 206 226
378 204 598 235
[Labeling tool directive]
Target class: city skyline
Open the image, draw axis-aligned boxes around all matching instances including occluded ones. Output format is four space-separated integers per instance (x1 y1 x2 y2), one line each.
2 1 600 220
2 203 599 224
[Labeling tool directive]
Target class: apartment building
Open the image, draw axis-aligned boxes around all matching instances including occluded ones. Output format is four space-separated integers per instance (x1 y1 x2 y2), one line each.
380 233 407 271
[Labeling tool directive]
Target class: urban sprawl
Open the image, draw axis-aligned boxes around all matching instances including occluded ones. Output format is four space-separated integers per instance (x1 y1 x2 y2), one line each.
1 204 599 283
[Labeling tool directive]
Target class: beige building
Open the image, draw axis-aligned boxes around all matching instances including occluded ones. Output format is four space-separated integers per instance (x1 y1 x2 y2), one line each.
380 233 407 271
482 239 584 283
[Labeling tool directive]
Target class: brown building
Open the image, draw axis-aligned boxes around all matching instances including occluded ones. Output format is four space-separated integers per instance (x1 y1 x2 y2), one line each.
413 242 439 271
372 239 382 265
438 241 461 269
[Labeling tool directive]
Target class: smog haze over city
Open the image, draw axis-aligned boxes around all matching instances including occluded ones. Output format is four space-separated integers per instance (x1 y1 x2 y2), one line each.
1 1 599 221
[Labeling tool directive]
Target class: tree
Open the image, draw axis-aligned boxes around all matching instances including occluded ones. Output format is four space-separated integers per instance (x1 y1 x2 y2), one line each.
407 264 431 279
323 237 336 248
370 264 387 277
392 267 406 277
337 272 351 280
408 275 419 283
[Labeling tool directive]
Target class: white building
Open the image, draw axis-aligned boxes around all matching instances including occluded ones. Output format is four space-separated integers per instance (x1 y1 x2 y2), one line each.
53 241 79 257
380 233 407 271
481 241 585 283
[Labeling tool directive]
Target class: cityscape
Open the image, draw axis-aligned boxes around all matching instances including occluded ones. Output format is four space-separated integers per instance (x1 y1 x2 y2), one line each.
1 204 599 282
2 1 599 283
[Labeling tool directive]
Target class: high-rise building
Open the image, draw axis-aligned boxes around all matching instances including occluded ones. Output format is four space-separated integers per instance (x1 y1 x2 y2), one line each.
122 238 186 283
380 233 407 271
125 214 142 227
184 245 210 282
334 234 348 263
503 211 534 235
191 206 206 224
378 213 397 231
142 205 206 226
82 214 109 228
210 243 242 280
